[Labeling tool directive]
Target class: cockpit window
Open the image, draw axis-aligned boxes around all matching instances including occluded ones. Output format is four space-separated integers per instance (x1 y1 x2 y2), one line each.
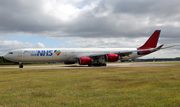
8 52 13 54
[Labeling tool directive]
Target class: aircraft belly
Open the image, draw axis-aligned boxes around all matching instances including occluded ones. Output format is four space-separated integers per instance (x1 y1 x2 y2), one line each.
121 52 138 60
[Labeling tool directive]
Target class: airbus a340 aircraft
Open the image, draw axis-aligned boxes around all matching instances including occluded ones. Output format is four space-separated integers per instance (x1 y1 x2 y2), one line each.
4 30 170 68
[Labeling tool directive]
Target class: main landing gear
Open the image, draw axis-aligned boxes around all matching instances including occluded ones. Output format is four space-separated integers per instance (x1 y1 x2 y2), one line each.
19 62 23 68
88 63 107 67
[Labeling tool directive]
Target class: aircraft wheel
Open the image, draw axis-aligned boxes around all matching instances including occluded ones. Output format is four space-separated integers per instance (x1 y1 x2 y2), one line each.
99 63 106 66
92 64 97 66
19 62 23 68
19 64 23 68
103 63 107 66
97 64 101 67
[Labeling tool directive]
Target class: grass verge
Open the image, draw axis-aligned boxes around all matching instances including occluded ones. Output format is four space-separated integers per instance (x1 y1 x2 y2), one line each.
0 65 180 106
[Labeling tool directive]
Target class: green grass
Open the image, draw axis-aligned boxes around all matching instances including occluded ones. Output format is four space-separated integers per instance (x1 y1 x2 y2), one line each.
146 61 180 65
0 63 79 68
1 61 180 68
0 65 180 106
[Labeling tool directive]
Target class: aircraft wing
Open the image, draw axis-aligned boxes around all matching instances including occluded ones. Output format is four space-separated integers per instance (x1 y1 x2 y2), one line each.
72 45 164 59
161 45 178 49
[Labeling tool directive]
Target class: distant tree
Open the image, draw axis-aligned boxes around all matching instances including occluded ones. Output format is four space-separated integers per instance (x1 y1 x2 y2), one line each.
0 56 18 65
2 56 9 63
0 58 4 64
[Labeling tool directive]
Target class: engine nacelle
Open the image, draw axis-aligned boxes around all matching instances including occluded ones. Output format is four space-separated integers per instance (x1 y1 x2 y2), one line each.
64 61 76 64
105 54 119 62
78 57 92 65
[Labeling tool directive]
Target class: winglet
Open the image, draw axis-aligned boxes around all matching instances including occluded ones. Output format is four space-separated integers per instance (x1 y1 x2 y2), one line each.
138 30 161 49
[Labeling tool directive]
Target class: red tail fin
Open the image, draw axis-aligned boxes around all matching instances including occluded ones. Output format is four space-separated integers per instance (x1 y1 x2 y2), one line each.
138 30 161 49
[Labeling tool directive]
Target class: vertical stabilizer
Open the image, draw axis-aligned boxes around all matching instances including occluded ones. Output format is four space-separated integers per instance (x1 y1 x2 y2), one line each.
138 30 161 49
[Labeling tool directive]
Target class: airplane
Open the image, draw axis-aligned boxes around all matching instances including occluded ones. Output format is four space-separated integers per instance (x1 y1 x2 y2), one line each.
3 30 170 68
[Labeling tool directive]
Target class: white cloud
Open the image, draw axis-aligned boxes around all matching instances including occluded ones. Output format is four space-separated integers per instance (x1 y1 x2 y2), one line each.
43 2 80 21
58 37 154 48
42 0 100 21
58 37 179 58
0 0 179 58
0 40 46 56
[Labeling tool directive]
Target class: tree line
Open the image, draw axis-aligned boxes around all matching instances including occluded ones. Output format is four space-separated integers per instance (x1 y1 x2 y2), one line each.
0 56 56 65
0 56 18 65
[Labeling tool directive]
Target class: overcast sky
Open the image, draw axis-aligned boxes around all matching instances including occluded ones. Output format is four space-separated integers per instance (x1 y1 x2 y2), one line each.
0 0 180 58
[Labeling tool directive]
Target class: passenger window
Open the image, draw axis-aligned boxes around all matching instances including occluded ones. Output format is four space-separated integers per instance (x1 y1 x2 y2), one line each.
8 52 13 54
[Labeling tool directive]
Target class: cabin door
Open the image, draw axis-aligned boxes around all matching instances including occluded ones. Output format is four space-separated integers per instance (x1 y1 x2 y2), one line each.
18 51 22 57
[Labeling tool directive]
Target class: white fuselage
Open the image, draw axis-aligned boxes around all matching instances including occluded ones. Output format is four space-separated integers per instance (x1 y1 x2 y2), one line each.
3 30 163 68
4 48 142 63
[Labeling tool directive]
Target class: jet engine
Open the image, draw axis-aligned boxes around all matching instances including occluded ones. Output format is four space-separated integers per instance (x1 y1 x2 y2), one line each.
105 54 119 62
78 57 92 65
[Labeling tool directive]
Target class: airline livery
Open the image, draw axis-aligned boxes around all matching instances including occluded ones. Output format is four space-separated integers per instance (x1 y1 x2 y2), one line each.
4 30 169 68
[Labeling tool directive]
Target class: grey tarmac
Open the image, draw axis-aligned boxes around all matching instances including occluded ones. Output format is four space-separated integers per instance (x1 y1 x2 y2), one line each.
0 62 175 69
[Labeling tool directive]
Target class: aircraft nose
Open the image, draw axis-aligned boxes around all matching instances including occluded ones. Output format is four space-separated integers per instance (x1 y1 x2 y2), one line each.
3 53 14 61
3 54 7 59
3 54 9 60
3 52 19 62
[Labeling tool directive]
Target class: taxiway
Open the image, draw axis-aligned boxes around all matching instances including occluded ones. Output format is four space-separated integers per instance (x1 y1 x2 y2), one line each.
0 62 175 69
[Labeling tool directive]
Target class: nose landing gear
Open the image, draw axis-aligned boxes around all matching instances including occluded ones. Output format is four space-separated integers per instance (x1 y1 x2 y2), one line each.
19 62 23 68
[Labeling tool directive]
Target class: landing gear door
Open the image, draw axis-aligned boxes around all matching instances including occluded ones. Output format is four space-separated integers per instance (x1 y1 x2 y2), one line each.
18 50 22 57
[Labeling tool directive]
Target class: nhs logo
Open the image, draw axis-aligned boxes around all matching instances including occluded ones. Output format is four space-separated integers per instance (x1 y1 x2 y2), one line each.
24 50 53 56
